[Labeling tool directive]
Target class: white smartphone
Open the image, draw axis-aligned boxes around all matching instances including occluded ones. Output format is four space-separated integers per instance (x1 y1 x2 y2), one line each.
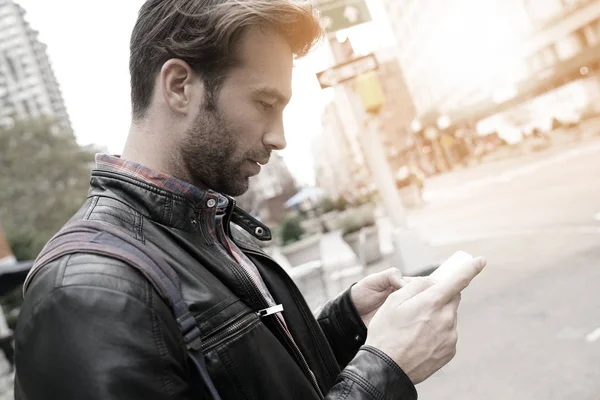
429 250 474 283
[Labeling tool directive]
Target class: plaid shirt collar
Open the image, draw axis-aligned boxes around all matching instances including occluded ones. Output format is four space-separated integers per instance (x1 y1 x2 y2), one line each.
95 154 229 210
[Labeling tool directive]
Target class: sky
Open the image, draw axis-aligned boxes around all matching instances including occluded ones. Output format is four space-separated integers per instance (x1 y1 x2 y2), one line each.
15 0 394 185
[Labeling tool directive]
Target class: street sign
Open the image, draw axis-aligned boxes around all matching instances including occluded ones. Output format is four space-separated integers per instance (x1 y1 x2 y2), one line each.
314 0 372 34
316 53 378 89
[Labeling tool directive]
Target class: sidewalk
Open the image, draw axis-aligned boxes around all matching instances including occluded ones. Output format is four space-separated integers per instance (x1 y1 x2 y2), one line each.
424 121 600 195
422 136 600 204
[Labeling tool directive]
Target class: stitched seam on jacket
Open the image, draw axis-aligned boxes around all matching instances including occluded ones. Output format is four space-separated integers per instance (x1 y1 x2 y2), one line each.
54 254 72 289
62 271 146 291
362 346 405 378
83 196 100 220
95 201 140 217
148 287 177 398
135 213 145 242
339 379 354 400
94 202 145 243
65 260 142 270
88 210 135 227
341 370 384 400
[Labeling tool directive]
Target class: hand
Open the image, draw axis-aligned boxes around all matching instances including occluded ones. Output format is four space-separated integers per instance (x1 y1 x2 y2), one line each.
365 256 487 384
351 268 407 327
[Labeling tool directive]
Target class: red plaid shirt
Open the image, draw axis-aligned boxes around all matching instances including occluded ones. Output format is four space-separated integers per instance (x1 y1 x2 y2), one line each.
95 154 287 326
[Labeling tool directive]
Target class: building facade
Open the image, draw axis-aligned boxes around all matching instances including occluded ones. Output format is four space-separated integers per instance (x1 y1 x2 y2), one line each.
382 0 532 118
312 36 422 199
383 0 600 128
0 0 70 131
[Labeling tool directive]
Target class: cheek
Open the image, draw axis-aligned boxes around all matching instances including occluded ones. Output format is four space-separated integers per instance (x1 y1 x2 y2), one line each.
223 102 267 148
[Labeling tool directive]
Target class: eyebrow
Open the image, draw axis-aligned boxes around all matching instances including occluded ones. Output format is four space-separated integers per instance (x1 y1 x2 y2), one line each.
252 87 291 106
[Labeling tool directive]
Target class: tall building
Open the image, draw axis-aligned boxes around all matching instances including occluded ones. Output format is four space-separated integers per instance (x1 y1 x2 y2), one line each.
373 53 420 172
313 101 360 199
383 0 600 129
382 0 532 118
312 36 422 199
0 0 71 131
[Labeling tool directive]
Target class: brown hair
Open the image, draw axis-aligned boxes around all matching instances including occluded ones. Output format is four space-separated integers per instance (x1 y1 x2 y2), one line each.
129 0 323 119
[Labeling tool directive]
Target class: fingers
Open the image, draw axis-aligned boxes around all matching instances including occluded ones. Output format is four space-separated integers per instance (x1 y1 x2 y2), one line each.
448 292 461 312
448 293 461 330
435 257 487 304
387 277 435 306
367 267 408 291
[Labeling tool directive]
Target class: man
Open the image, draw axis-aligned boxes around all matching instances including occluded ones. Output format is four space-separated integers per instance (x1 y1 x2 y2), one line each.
15 1 486 399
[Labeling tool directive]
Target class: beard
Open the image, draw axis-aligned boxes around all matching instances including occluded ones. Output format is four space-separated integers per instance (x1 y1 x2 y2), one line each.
178 102 264 197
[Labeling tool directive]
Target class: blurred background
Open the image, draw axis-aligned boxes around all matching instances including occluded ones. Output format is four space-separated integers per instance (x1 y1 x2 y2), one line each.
1 0 600 398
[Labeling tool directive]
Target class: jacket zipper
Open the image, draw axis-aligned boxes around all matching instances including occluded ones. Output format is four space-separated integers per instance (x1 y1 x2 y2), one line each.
202 313 259 352
211 242 324 399
238 246 341 382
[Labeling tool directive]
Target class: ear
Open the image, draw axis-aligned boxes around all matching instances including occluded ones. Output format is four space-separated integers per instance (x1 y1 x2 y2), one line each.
159 59 202 115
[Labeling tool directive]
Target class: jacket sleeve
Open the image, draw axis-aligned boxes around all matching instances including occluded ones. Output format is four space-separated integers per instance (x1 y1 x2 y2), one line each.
14 256 200 400
318 287 419 400
316 285 367 369
325 346 418 400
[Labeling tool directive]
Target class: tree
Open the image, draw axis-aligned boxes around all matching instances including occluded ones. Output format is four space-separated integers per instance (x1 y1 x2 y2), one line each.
0 119 95 260
279 214 305 246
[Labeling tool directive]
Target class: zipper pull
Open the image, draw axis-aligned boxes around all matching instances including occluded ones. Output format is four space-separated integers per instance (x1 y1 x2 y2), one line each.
257 304 284 318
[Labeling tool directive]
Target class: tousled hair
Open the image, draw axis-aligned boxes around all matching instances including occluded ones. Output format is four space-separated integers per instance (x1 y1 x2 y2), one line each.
129 0 323 119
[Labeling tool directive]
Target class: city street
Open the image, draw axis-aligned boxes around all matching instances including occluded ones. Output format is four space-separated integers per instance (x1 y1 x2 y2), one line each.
403 136 600 399
0 139 598 400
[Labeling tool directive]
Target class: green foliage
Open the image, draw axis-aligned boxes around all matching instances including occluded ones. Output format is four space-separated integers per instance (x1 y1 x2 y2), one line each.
0 119 95 260
320 197 335 214
279 214 305 246
341 210 376 237
333 196 348 212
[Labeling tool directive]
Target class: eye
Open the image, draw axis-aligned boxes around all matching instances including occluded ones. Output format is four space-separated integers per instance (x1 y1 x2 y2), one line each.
259 100 275 111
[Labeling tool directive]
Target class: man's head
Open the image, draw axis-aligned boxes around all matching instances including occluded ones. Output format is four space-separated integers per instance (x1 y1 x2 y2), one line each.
128 0 323 196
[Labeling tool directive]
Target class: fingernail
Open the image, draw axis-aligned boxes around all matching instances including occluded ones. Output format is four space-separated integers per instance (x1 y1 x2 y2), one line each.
474 256 487 268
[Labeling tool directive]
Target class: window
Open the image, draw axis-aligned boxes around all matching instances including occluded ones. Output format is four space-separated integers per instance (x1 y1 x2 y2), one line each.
555 33 584 60
5 55 18 81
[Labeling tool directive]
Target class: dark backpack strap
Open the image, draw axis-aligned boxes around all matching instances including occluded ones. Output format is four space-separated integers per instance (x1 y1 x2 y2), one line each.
24 220 222 400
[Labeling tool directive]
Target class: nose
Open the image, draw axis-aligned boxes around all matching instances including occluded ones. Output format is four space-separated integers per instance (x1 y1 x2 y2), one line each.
263 120 287 151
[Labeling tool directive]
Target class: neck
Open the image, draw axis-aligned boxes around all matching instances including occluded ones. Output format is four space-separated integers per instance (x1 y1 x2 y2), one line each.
122 120 174 177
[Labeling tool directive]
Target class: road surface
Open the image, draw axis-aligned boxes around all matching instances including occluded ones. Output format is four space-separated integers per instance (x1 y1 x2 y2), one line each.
406 137 600 399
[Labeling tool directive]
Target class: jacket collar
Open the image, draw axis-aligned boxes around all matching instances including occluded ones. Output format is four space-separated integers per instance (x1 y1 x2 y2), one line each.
89 168 271 241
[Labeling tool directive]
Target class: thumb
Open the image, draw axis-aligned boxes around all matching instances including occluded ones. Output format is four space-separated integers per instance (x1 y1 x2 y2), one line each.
387 268 408 290
363 267 407 291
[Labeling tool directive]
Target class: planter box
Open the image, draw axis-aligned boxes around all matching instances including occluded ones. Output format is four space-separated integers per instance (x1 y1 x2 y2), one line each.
280 234 322 267
399 184 423 208
320 211 342 231
343 226 382 265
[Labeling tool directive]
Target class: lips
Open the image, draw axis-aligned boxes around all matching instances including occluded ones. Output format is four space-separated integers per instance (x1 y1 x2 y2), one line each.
251 156 270 166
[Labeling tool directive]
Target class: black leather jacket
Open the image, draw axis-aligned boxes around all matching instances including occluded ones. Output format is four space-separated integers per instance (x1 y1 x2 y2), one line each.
14 169 417 399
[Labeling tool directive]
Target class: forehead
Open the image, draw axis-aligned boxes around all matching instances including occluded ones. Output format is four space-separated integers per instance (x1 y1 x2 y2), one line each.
225 27 294 99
